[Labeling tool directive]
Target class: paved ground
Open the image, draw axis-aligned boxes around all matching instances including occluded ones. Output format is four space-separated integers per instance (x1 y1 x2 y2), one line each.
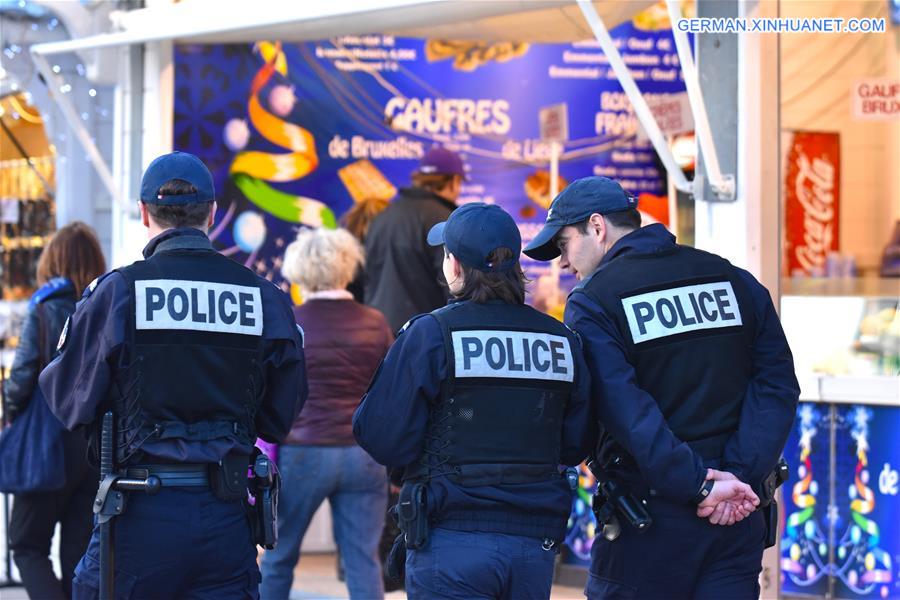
2 552 586 599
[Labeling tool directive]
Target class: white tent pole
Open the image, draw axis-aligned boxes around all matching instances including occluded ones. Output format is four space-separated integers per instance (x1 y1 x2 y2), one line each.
30 51 121 208
549 141 562 305
576 0 692 194
666 0 734 200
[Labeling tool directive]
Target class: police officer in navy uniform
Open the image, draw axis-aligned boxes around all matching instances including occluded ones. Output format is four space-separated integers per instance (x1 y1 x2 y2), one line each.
353 203 593 599
523 176 800 599
39 151 307 599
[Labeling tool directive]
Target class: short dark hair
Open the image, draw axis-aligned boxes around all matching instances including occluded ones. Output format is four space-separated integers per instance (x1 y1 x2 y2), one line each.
144 179 213 229
451 247 528 304
573 208 641 233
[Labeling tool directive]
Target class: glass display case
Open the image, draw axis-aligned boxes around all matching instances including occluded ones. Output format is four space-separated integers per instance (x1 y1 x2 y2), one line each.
779 278 899 600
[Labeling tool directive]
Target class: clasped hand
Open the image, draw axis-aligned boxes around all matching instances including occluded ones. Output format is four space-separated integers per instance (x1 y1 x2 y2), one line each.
695 469 759 526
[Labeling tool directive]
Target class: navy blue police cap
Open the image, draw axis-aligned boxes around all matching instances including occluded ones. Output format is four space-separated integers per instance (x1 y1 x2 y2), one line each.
523 176 637 261
427 202 521 272
139 151 215 205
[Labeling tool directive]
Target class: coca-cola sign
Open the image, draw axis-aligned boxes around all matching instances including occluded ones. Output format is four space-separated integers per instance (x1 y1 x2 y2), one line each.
784 132 840 275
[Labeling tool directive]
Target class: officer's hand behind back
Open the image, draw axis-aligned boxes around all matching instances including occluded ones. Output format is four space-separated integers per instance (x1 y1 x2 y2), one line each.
696 475 759 526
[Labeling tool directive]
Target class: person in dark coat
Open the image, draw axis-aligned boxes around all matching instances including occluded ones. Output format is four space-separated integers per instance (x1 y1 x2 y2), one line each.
524 176 799 599
260 227 393 600
354 204 594 599
364 146 465 332
4 222 106 599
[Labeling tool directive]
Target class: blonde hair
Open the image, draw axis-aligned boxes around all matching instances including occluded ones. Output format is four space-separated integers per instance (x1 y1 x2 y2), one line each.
281 227 363 293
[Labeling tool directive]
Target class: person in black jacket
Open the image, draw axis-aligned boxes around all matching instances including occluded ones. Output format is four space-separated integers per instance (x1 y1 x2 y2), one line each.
524 177 799 599
4 222 106 600
364 146 464 332
354 203 594 599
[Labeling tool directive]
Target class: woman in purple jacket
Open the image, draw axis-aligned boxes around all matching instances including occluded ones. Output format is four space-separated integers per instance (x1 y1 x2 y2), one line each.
260 227 393 600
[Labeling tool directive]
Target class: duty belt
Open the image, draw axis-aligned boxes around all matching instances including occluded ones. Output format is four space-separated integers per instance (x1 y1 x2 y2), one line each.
124 464 209 488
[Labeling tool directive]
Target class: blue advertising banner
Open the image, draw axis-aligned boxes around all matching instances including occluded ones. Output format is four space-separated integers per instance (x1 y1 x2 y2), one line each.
173 21 686 312
781 402 900 599
781 402 833 597
832 405 900 600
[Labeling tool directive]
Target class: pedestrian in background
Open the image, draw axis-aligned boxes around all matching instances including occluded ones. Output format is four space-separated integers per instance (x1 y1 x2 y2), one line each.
525 176 799 599
365 146 465 332
5 222 105 599
341 196 389 303
261 227 393 599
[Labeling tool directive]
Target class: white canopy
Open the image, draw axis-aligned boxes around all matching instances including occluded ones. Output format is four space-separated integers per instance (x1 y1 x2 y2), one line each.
30 0 726 206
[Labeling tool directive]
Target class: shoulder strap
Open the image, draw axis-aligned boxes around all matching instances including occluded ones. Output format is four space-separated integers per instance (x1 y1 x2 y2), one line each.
34 303 51 369
428 309 457 393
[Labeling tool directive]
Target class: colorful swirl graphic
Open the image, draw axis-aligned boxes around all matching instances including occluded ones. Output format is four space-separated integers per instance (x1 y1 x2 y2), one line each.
781 404 829 587
834 407 893 596
782 404 896 598
229 42 336 229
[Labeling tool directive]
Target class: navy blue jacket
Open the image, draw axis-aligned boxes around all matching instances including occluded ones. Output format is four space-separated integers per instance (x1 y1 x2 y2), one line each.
3 279 76 421
352 301 595 540
39 228 308 463
565 224 800 501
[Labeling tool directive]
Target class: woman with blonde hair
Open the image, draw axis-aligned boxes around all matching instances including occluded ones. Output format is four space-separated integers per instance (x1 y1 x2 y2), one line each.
5 221 105 599
260 227 393 600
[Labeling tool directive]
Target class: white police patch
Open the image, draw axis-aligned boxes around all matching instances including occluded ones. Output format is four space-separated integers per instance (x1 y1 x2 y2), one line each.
135 279 263 335
622 281 742 344
451 330 574 382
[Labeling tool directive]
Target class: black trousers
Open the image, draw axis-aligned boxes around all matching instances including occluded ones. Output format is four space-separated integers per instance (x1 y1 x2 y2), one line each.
9 431 97 600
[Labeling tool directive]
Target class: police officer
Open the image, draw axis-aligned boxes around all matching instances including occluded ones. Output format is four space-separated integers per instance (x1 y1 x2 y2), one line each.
523 176 800 599
39 151 307 599
353 203 593 599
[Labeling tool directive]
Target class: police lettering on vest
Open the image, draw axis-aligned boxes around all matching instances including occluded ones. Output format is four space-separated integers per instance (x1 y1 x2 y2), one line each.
451 329 574 382
135 279 263 335
622 281 742 344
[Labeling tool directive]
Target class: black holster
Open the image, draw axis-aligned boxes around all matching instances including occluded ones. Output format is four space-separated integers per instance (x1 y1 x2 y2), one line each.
385 533 407 582
587 461 653 538
396 483 429 550
385 482 427 582
384 482 423 584
245 452 280 549
759 458 789 549
763 500 778 548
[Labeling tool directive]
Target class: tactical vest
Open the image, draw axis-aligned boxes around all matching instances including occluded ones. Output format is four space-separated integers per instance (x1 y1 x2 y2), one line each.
579 245 756 464
114 248 265 464
405 301 577 486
